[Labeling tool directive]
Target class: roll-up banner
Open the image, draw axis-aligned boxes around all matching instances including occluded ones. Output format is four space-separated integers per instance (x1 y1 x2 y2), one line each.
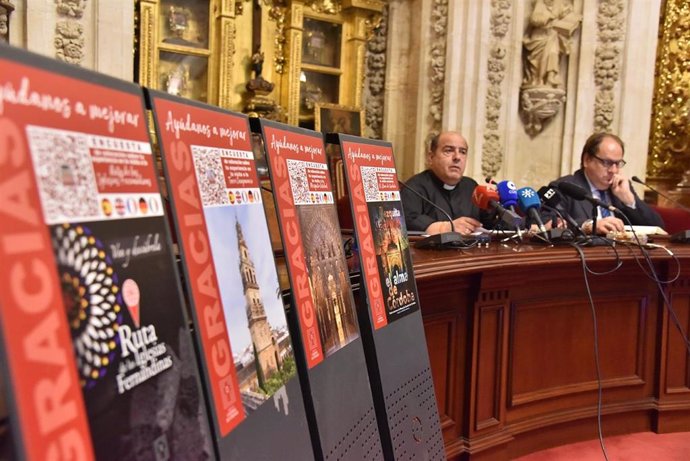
147 90 313 460
251 118 383 460
331 133 445 460
0 46 214 460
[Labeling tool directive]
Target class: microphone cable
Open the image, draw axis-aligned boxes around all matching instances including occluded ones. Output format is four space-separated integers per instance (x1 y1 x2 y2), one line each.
566 236 623 461
569 241 611 461
615 214 690 356
572 212 690 461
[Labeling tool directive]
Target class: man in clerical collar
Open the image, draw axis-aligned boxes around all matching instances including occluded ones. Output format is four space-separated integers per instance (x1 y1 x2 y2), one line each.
551 132 663 234
401 131 492 235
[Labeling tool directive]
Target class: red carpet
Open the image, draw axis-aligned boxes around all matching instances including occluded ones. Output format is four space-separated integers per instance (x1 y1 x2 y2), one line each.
514 432 690 460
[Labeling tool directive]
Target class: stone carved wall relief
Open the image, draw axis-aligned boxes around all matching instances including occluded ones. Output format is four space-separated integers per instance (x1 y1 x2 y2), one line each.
427 0 448 136
593 0 625 133
55 0 87 65
0 1 14 43
519 0 580 137
364 6 388 139
482 0 512 178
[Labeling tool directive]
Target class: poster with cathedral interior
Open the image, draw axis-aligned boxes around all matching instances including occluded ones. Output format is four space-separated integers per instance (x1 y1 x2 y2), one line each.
255 118 384 461
0 46 215 460
255 120 360 367
148 91 313 460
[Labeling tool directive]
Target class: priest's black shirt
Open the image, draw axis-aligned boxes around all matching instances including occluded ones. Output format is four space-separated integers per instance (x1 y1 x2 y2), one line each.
401 170 492 232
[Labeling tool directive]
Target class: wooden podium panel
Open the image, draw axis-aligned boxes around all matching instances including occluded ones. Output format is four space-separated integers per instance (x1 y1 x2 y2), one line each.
410 243 690 460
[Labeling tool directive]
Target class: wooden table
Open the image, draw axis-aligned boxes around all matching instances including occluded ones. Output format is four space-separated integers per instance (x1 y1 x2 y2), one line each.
411 240 690 460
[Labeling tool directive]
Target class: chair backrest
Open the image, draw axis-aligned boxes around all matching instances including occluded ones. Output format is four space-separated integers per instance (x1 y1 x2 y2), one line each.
651 205 690 234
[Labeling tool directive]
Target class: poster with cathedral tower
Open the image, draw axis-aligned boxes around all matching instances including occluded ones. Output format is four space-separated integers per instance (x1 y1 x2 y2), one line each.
148 91 313 460
333 133 445 461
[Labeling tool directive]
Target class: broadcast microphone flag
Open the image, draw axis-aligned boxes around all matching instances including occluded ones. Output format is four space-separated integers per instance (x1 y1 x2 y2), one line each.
497 180 519 209
517 186 547 233
472 185 522 228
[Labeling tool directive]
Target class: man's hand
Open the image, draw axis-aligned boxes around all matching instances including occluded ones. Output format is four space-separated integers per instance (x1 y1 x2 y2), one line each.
425 217 481 235
610 173 635 206
593 216 625 234
452 216 482 235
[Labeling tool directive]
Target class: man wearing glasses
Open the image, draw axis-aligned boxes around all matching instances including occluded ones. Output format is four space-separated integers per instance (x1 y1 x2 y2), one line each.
401 131 492 235
551 132 663 234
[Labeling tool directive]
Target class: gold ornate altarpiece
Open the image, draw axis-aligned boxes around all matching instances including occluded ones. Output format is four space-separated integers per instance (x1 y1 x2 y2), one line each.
648 0 690 203
136 0 384 127
137 0 237 108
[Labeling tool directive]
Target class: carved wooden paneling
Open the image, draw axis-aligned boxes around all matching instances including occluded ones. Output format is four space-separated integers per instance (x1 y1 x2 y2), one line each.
424 319 456 428
664 291 690 393
413 243 690 460
418 274 474 454
509 297 649 408
473 303 504 432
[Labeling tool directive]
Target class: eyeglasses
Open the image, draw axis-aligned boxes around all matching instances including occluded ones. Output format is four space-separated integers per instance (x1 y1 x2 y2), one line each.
591 154 626 169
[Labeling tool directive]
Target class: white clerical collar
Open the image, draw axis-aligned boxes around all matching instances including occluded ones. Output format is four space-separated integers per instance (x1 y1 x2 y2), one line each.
443 183 457 191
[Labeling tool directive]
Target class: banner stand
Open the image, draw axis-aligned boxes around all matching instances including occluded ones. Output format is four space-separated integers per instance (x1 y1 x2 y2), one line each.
329 133 446 460
251 118 384 460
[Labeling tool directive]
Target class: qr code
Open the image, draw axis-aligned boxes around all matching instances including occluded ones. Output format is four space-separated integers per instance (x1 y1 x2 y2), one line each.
191 146 228 207
286 159 310 205
361 166 380 202
26 126 100 223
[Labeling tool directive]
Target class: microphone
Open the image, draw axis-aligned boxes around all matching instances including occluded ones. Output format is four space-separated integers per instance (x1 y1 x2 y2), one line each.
632 176 690 213
497 180 519 210
472 185 522 228
485 176 498 185
397 180 466 249
538 185 582 232
516 187 547 234
557 182 618 213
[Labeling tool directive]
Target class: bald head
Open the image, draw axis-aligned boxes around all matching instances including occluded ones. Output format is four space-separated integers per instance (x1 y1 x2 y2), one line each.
427 131 468 185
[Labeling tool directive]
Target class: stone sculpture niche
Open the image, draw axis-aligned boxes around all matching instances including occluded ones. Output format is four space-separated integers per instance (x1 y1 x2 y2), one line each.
520 0 581 137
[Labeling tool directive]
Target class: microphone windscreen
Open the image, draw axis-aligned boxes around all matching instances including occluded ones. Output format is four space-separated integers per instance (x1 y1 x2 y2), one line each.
557 181 589 201
497 180 518 207
485 176 498 185
538 186 562 208
517 187 541 212
472 185 500 210
631 175 643 184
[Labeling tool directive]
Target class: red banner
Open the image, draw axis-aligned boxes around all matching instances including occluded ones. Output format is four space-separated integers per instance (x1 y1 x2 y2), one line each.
263 125 327 368
0 113 94 460
340 140 401 330
151 95 246 436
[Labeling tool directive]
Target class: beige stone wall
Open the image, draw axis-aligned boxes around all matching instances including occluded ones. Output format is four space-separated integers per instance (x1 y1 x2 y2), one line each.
8 0 134 81
385 0 662 196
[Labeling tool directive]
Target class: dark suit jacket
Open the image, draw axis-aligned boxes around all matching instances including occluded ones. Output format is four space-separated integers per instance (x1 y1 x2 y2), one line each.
550 169 664 228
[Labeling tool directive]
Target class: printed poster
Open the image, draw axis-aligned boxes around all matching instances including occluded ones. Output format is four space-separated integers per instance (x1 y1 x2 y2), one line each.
0 48 213 460
260 121 360 369
339 136 419 329
150 93 297 437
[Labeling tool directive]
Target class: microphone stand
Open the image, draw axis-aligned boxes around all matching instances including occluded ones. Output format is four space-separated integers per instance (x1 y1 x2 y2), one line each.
398 180 468 249
632 176 690 213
